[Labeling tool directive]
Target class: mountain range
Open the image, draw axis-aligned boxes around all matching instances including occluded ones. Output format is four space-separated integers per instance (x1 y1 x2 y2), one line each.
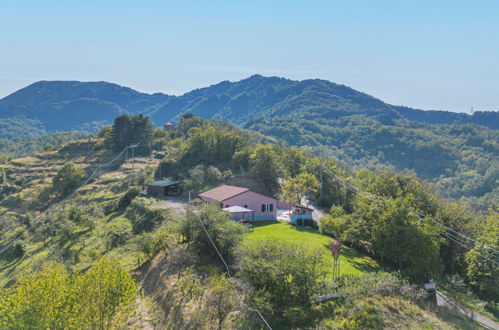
0 75 497 139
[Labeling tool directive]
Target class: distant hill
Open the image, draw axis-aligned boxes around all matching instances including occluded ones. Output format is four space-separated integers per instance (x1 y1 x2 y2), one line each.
0 76 497 139
0 81 171 135
149 75 498 129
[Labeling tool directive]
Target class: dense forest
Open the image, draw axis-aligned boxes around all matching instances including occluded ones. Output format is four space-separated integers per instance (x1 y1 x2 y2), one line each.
0 114 496 328
247 117 498 211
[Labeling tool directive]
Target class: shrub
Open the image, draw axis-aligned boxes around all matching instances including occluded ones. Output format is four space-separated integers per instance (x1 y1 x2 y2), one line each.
237 240 326 327
126 198 171 234
117 186 141 211
11 241 26 259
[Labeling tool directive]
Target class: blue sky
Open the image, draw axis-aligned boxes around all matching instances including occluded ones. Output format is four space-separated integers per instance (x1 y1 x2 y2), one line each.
1 0 498 112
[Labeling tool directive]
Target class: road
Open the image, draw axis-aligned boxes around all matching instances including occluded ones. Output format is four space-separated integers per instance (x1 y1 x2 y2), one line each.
436 291 499 329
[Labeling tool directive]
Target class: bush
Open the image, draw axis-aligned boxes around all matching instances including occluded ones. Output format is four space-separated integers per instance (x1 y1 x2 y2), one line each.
11 241 26 259
134 228 170 261
127 197 172 234
237 240 326 327
320 214 350 239
117 186 141 211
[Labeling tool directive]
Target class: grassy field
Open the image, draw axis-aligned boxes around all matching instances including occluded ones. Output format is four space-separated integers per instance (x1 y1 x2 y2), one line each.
246 220 380 276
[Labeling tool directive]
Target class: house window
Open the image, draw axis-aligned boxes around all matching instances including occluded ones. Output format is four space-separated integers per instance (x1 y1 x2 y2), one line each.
261 203 274 212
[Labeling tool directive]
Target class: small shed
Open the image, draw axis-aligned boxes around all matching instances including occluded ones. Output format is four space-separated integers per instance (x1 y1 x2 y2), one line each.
222 205 254 221
290 204 314 225
146 180 182 197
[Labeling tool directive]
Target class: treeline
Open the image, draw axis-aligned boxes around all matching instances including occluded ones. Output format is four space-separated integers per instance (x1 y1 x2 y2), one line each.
0 131 94 158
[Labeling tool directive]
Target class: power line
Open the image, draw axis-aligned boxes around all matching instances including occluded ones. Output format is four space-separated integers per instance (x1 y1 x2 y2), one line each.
193 209 273 330
0 144 134 256
432 220 499 255
294 159 498 265
293 160 382 201
440 232 499 266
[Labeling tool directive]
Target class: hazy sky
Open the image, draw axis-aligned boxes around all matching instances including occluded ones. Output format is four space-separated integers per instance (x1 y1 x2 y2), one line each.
1 0 498 113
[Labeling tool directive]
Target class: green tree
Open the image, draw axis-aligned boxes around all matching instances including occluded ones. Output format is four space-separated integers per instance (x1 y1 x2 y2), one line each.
77 258 137 329
111 114 154 152
178 204 249 264
249 145 283 192
279 172 320 204
204 274 238 330
237 240 326 327
466 213 499 300
0 258 136 329
52 162 85 197
355 198 442 281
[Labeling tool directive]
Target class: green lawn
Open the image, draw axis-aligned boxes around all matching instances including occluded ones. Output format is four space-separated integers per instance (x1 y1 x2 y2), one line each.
246 220 380 276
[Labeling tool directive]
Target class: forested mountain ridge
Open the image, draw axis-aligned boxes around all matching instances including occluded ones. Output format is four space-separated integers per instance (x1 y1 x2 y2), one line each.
1 76 497 139
150 74 498 129
0 81 171 134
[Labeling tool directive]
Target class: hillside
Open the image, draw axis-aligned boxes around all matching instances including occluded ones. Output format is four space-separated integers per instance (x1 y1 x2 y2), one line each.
1 76 497 138
1 76 497 209
0 81 171 136
0 116 496 328
150 75 498 129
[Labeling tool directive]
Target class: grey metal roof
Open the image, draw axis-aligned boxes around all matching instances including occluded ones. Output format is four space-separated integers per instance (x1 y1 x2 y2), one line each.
222 206 254 213
147 180 180 187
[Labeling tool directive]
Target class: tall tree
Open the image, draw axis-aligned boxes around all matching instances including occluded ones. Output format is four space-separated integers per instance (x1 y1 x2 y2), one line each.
111 114 154 152
466 213 499 300
279 172 320 204
52 162 85 197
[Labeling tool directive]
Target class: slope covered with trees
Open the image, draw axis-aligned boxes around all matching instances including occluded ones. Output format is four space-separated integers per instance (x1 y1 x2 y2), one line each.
1 76 496 210
0 81 171 136
0 114 496 327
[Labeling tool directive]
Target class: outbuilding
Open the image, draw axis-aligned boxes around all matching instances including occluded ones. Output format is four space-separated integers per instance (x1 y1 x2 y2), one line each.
146 180 182 197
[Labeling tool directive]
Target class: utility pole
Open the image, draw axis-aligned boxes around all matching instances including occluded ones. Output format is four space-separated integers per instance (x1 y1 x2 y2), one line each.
320 162 323 200
131 146 135 170
50 206 54 243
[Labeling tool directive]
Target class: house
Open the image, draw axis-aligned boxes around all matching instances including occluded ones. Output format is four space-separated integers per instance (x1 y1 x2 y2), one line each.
146 180 182 197
198 185 277 221
163 122 175 131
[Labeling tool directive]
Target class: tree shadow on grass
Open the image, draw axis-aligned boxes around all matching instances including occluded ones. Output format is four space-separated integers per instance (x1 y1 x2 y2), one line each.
291 225 320 234
340 247 381 273
249 220 279 228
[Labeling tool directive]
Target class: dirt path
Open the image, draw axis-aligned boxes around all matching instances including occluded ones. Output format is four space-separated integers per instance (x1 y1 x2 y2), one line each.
156 196 189 216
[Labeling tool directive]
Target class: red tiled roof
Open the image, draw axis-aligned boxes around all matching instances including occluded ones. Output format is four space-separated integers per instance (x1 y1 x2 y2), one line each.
198 185 250 202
